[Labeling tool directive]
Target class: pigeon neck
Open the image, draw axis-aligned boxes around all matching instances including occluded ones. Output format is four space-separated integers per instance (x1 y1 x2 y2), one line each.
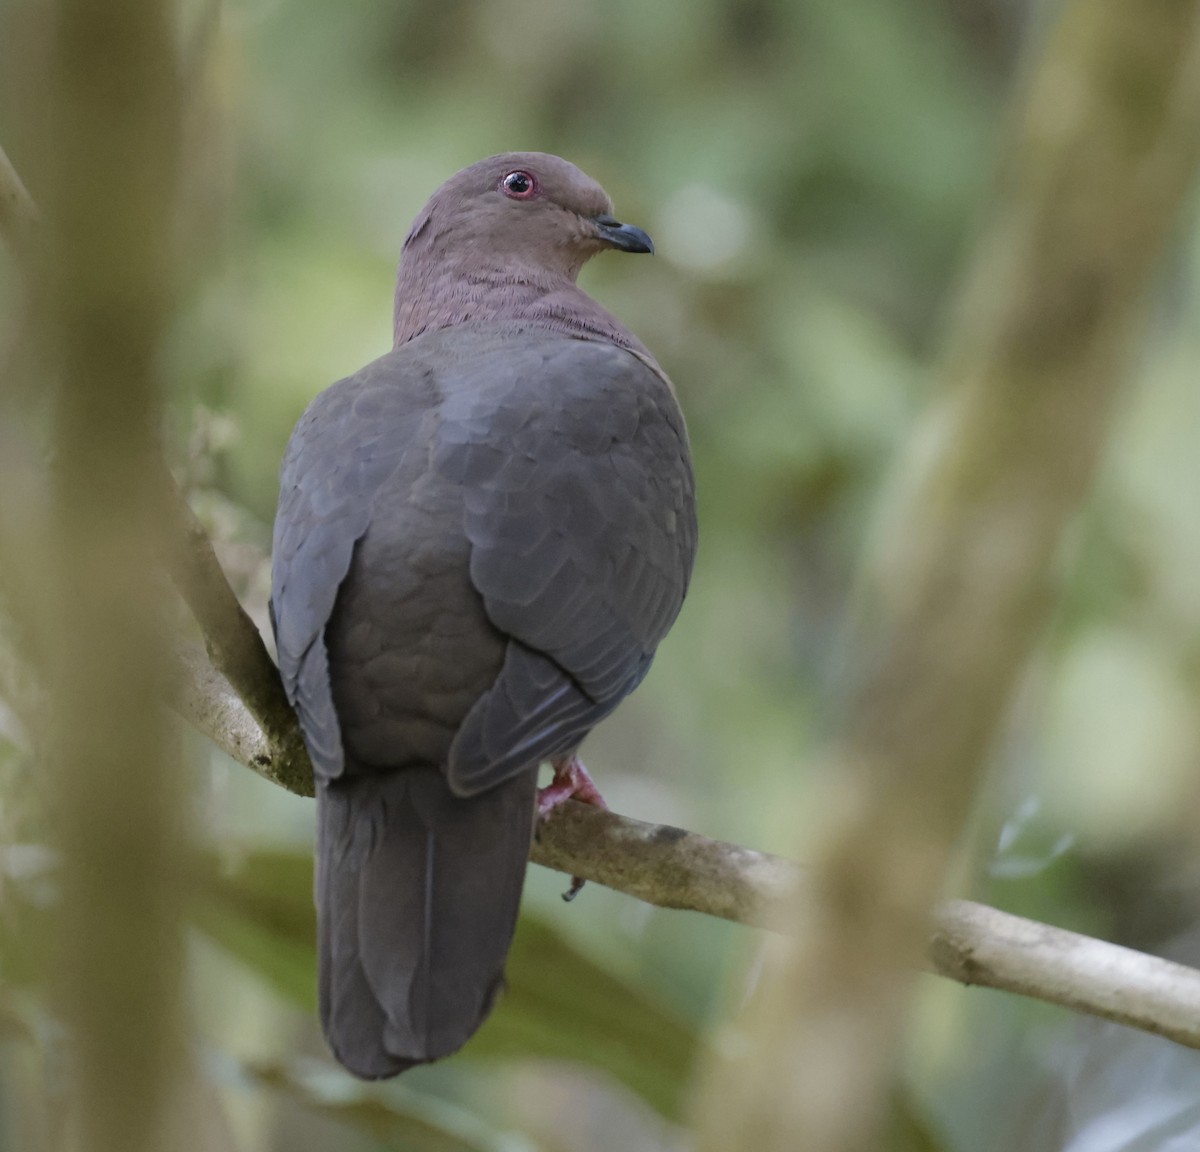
392 253 651 359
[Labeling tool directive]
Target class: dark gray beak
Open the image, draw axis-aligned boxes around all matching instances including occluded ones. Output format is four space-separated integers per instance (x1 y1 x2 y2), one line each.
592 213 654 254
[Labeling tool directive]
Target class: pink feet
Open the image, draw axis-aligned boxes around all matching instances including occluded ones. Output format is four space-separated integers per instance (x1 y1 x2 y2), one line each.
536 755 608 902
536 754 609 818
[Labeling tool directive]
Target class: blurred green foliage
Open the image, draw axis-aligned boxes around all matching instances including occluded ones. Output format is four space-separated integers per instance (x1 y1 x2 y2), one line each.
4 0 1200 1149
196 848 698 1119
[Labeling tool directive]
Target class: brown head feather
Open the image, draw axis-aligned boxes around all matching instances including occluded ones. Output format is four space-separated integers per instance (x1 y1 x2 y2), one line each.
392 153 653 359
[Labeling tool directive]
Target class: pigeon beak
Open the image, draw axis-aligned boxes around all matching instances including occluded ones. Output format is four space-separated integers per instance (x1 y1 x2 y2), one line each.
592 214 654 254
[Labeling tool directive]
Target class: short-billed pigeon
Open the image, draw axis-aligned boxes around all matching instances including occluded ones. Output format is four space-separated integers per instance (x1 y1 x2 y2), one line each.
270 152 697 1079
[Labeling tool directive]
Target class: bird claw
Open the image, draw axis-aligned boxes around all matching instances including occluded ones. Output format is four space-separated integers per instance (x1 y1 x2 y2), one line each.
536 755 608 819
536 755 608 899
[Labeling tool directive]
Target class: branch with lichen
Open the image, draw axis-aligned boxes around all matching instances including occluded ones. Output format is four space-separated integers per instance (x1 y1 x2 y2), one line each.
171 642 1200 1050
161 480 312 794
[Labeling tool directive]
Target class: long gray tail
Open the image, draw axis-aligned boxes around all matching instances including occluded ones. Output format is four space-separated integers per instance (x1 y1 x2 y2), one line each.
316 766 537 1079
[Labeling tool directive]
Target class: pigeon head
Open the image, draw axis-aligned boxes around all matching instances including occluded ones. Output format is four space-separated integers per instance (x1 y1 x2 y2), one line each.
394 153 656 352
401 152 652 276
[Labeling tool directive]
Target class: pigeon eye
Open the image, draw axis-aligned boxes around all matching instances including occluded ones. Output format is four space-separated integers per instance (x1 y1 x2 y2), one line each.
500 170 539 200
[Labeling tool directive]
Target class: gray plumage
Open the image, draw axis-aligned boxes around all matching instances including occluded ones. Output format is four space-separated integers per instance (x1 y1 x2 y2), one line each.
270 154 696 1078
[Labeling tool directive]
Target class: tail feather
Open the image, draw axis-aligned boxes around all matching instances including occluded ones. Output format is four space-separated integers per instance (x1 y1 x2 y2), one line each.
317 767 537 1079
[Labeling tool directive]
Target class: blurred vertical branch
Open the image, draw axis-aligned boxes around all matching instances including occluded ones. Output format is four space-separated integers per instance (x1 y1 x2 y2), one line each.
696 2 1200 1150
32 1 190 1150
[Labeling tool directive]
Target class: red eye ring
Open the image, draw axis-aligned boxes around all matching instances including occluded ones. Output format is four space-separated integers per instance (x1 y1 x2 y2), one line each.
500 170 539 200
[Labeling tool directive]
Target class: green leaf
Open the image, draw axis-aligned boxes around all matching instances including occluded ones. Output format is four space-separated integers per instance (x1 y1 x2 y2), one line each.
192 848 317 1012
0 846 55 991
884 1090 947 1152
476 916 697 1120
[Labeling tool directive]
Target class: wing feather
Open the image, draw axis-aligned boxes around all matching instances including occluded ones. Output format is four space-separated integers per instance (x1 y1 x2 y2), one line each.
439 335 696 796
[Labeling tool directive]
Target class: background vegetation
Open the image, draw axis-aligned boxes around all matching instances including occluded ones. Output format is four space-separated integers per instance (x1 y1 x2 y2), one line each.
3 0 1200 1149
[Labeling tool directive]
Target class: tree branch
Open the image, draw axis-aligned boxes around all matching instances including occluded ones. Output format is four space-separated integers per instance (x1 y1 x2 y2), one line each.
170 643 1200 1051
931 900 1200 1050
161 482 312 795
33 1 191 1148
